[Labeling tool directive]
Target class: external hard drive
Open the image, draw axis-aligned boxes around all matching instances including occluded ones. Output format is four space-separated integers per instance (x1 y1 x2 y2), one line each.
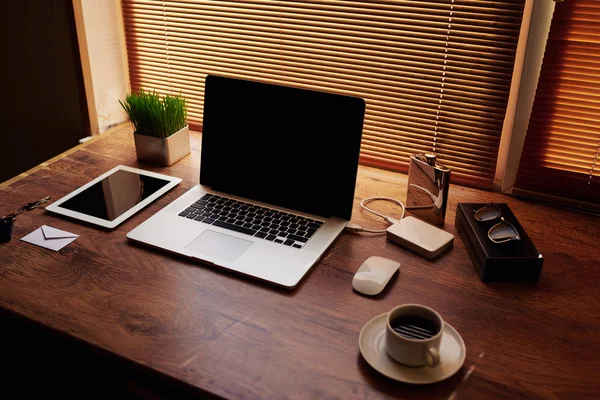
386 216 454 259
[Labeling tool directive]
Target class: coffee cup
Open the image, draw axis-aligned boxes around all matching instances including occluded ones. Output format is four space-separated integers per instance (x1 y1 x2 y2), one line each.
385 304 444 368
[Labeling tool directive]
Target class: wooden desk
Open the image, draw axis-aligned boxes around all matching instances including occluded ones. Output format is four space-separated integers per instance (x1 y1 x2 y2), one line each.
1 125 599 399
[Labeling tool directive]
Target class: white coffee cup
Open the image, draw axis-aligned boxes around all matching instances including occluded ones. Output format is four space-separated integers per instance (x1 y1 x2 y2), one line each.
385 304 444 368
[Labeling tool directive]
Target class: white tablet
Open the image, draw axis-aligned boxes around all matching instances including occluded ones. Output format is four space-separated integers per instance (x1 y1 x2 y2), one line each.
45 165 181 229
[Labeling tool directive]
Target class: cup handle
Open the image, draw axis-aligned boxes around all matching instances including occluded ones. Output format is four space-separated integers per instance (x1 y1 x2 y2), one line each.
425 347 440 368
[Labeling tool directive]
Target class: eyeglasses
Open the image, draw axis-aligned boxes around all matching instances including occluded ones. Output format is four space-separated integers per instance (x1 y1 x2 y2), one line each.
473 203 521 244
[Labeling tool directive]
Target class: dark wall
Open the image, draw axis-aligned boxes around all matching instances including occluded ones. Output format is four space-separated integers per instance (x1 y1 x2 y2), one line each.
0 0 89 183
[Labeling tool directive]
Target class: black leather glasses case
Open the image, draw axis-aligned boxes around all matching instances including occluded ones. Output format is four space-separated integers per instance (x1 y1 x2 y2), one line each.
455 203 543 282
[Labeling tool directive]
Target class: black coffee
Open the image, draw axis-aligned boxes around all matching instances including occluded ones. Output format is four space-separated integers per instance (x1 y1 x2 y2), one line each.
390 315 439 340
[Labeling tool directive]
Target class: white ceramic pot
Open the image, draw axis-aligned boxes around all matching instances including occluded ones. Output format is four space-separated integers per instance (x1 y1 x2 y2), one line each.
133 125 191 166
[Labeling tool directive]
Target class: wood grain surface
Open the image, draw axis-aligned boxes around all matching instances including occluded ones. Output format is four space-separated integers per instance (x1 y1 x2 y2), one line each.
1 124 599 399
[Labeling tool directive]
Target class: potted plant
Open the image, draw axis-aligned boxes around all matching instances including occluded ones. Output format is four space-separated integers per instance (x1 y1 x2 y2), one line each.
119 89 190 166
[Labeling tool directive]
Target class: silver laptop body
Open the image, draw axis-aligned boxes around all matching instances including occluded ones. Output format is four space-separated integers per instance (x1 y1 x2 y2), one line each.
127 75 365 288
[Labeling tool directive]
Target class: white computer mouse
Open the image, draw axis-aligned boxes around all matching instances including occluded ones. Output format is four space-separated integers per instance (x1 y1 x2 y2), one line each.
352 256 401 296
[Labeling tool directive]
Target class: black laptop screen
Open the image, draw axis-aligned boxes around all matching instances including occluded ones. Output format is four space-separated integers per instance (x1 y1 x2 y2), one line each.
199 75 365 221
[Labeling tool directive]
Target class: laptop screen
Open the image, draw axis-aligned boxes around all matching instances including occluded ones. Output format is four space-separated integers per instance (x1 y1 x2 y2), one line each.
200 75 365 221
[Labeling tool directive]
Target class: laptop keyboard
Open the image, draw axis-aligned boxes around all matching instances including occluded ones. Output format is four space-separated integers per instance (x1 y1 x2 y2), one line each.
178 193 323 248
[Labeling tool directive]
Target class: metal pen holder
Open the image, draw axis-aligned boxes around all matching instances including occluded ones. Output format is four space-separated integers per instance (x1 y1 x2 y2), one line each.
406 153 451 226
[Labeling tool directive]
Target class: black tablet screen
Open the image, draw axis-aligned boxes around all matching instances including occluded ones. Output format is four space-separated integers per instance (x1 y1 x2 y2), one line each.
59 169 170 221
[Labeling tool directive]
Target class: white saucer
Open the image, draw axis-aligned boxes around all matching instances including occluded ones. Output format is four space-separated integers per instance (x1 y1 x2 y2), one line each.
359 313 466 384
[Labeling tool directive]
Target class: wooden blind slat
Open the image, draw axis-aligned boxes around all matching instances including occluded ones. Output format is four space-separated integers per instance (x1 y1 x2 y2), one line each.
129 62 512 109
125 45 516 86
124 28 520 67
122 0 524 189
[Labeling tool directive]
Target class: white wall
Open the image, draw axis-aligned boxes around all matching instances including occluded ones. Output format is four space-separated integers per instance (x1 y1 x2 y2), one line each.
77 0 130 133
494 0 556 192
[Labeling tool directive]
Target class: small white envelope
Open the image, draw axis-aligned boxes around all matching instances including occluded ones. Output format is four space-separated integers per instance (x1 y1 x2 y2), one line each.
21 225 79 251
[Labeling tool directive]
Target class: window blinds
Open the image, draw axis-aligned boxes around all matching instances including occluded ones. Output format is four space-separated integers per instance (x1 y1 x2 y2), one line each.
122 0 524 189
515 0 600 204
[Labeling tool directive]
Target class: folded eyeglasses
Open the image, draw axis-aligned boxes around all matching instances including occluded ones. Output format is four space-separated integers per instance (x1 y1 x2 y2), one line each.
473 203 521 244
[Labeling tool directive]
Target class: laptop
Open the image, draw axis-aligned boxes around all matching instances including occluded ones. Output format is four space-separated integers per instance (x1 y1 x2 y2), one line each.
127 75 365 288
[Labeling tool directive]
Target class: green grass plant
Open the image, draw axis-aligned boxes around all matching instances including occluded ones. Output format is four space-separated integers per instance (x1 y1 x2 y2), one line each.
119 90 187 138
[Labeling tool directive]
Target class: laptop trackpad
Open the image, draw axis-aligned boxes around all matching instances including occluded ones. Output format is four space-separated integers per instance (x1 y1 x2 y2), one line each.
185 230 253 263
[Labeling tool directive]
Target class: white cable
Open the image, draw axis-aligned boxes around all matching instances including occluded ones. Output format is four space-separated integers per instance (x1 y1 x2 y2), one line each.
361 196 406 223
344 197 405 235
345 222 386 234
345 196 436 235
